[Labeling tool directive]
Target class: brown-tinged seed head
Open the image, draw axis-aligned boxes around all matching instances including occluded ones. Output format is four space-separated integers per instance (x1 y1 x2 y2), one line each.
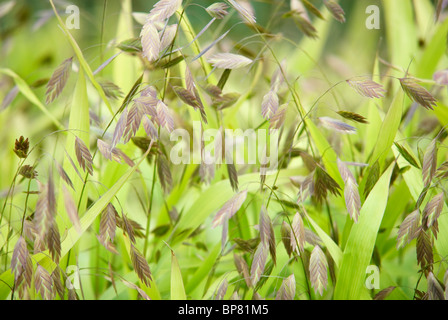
14 136 29 158
324 0 346 23
46 57 73 104
399 77 437 110
206 2 229 19
19 165 37 179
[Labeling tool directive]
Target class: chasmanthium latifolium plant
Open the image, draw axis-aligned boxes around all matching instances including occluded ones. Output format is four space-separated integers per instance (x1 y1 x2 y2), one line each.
0 0 447 300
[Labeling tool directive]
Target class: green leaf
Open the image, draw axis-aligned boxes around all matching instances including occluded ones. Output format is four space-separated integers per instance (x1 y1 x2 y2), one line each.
60 145 152 258
0 68 63 129
61 67 90 211
306 119 343 186
185 242 221 294
304 212 342 269
334 163 394 300
416 15 448 79
370 89 404 165
394 142 420 168
171 250 187 300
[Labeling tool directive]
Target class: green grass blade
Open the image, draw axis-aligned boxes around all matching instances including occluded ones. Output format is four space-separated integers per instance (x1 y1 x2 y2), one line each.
60 146 152 258
306 119 343 186
382 0 417 69
334 163 394 300
60 67 90 218
185 242 221 295
171 250 187 300
434 102 448 125
173 169 299 242
417 17 448 79
304 211 342 268
369 89 404 165
0 68 63 129
49 0 113 115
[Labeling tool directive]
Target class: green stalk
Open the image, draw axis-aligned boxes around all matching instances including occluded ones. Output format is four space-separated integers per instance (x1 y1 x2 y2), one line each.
143 162 157 258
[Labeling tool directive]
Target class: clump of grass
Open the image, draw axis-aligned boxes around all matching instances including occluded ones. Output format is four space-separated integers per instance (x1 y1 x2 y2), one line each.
0 0 447 301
